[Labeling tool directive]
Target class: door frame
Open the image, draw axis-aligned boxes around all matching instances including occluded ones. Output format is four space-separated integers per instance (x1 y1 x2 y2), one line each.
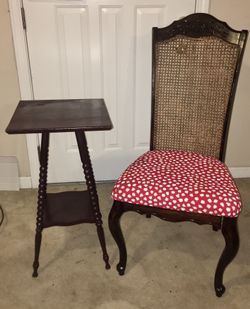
8 0 210 188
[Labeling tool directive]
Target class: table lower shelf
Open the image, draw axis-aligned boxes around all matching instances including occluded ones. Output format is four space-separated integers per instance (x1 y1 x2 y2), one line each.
43 191 96 228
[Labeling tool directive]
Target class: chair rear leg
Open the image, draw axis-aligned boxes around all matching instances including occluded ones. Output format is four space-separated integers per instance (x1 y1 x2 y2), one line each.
108 202 127 275
214 217 239 297
212 225 219 231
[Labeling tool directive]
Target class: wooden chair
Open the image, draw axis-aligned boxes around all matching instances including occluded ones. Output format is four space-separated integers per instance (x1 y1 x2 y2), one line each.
108 13 248 297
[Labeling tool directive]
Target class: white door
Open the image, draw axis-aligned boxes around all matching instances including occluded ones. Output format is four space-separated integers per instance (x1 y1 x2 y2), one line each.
23 0 196 183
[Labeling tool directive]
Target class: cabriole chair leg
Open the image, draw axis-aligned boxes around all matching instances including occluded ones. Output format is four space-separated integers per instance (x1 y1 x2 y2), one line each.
108 202 127 275
214 217 239 297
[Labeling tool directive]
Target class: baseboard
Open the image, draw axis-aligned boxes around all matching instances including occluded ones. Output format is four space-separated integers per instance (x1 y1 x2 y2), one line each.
0 156 19 190
20 177 32 189
229 167 250 178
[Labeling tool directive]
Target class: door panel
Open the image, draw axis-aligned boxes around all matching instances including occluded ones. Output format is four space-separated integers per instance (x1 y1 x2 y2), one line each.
24 0 196 182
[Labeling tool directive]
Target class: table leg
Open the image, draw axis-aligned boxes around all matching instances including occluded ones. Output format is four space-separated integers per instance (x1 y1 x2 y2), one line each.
33 132 49 277
75 130 110 269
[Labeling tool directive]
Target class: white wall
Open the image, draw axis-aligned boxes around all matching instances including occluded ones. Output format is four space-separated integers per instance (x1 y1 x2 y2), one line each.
210 0 250 168
0 0 30 177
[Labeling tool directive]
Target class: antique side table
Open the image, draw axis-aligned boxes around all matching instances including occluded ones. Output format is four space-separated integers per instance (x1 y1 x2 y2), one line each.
6 99 112 277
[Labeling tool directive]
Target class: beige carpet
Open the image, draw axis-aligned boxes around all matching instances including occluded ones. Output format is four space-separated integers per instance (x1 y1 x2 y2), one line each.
0 179 250 308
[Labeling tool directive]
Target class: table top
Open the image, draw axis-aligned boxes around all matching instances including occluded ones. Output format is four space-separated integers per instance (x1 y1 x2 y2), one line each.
6 99 113 134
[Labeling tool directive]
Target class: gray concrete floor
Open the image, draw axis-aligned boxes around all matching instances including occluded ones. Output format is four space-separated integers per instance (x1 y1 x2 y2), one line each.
0 179 250 309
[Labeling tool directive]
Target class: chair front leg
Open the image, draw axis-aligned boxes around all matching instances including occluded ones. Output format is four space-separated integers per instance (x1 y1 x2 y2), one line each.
108 201 127 275
214 217 239 297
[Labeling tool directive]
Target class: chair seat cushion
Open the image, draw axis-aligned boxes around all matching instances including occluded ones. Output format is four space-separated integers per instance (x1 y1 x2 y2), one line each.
112 150 241 217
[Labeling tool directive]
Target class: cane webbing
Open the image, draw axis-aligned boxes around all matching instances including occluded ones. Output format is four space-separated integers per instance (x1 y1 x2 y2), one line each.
152 36 239 158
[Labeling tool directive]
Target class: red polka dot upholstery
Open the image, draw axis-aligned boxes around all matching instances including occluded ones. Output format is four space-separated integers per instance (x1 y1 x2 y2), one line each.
112 151 241 217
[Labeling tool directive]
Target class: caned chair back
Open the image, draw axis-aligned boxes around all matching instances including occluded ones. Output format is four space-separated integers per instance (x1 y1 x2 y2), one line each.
150 13 248 161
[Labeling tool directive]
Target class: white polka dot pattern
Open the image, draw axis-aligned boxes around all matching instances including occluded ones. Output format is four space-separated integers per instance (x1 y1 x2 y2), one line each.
112 151 241 217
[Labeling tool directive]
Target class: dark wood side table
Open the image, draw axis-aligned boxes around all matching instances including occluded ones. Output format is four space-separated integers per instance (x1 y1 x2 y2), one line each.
6 99 112 277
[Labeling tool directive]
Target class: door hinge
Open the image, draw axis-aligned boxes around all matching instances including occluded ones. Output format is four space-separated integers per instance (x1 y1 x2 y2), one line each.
21 7 26 30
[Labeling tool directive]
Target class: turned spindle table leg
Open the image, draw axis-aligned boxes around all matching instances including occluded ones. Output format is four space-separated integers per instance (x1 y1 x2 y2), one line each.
75 130 110 269
33 132 49 277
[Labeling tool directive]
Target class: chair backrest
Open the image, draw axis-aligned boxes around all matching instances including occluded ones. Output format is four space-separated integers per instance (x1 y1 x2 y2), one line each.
150 13 248 161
